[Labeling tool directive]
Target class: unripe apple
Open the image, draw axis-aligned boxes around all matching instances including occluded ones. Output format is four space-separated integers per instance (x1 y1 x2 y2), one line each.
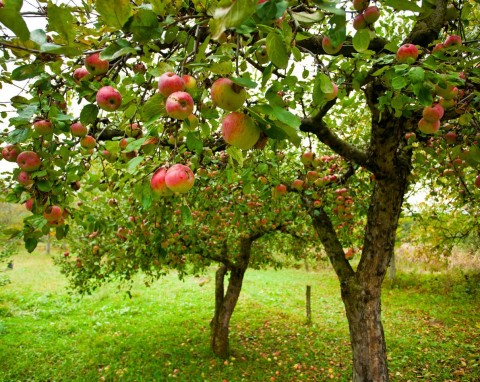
211 78 247 111
435 84 458 100
2 144 21 162
165 164 195 193
323 82 338 101
301 151 315 166
158 72 185 97
363 6 380 24
17 171 33 186
353 0 369 12
255 45 269 64
439 97 456 110
182 114 199 131
396 44 419 64
418 118 440 134
221 112 261 150
16 151 41 172
96 86 122 111
70 122 88 137
353 14 367 30
444 34 462 48
84 53 109 75
73 67 89 83
445 4 459 21
33 119 53 135
43 205 63 222
80 135 97 149
182 75 197 93
422 103 444 122
125 123 142 138
150 167 173 196
322 36 343 55
166 91 194 120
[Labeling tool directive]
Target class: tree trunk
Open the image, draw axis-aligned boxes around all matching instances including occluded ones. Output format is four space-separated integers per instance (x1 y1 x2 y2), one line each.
210 238 253 358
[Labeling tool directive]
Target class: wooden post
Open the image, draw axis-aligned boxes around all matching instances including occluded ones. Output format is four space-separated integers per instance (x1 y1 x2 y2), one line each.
306 285 312 325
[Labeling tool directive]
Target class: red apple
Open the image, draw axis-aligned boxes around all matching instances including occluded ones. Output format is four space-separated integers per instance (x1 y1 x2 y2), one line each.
158 72 185 97
363 6 380 24
73 67 89 83
33 119 53 135
396 44 419 64
43 205 63 222
80 135 96 149
292 179 305 191
353 0 369 12
125 123 142 138
221 112 261 150
165 91 194 120
301 151 315 166
422 103 444 122
274 184 287 197
444 35 462 48
445 131 457 144
16 151 41 172
165 164 195 193
17 171 33 186
322 36 343 55
25 198 34 211
96 86 122 111
211 78 247 111
353 14 367 30
70 122 88 137
2 144 21 162
418 118 440 134
432 43 444 54
84 53 109 75
150 167 173 196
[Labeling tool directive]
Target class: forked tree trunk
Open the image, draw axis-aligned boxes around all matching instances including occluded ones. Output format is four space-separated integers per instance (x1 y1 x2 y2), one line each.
210 238 253 358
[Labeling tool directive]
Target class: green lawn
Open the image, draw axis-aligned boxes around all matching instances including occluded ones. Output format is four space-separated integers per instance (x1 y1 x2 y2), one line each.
0 250 478 381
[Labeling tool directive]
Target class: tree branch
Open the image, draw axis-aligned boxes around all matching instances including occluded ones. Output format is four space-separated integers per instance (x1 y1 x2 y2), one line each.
407 0 448 47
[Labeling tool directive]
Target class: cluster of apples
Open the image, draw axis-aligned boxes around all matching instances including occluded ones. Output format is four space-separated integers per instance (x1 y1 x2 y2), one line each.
150 164 195 196
352 0 381 30
74 53 122 112
158 71 197 121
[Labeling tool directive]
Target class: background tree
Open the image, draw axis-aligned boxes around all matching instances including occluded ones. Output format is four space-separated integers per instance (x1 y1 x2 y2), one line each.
0 0 479 381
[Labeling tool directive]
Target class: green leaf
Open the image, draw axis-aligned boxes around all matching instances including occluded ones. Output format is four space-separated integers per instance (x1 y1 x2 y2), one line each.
100 40 137 60
181 205 193 225
95 0 132 29
226 146 244 167
291 11 324 24
210 0 257 39
141 93 165 123
127 155 144 174
36 180 53 192
383 0 422 12
408 67 425 83
80 104 99 126
25 237 38 253
47 3 76 44
0 0 30 41
7 128 30 144
353 29 370 53
270 121 301 146
186 133 203 154
210 61 233 75
391 76 408 90
413 84 434 106
12 63 44 81
266 32 289 69
231 77 258 89
270 106 301 129
313 73 333 105
127 9 160 43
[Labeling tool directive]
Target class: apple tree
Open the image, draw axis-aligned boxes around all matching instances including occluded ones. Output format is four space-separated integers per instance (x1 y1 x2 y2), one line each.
0 0 480 381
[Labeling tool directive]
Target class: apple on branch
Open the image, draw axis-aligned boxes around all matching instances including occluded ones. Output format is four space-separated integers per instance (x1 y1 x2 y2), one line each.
33 119 53 135
158 72 185 97
165 164 195 193
211 78 247 111
16 151 41 172
363 5 380 24
2 144 21 162
418 118 440 134
73 67 89 83
80 135 97 149
70 122 88 137
150 167 174 196
322 36 343 55
353 0 369 12
43 205 63 222
84 53 109 75
221 112 261 150
165 91 194 120
17 171 33 186
96 86 122 112
396 44 419 64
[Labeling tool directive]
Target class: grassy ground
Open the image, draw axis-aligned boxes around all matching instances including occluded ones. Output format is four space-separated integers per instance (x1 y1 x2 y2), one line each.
0 249 479 381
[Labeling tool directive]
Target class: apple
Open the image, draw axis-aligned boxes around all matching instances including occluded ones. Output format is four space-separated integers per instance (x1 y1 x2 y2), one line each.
80 135 96 149
182 75 197 93
353 0 369 12
25 198 34 211
353 14 367 30
273 184 287 197
322 36 343 55
445 131 457 144
43 205 63 222
422 103 444 122
17 171 33 186
84 53 109 75
16 151 41 172
301 151 315 166
444 34 462 48
182 114 199 131
158 72 185 97
2 144 21 162
323 82 338 101
363 6 380 24
435 83 458 100
132 62 147 74
165 91 194 120
33 119 53 135
73 67 89 83
405 132 416 141
165 164 195 193
418 118 440 134
292 179 305 191
307 170 319 181
96 86 122 111
439 97 456 110
255 45 269 64
432 43 444 54
221 112 261 150
445 4 459 21
396 44 419 64
475 174 480 189
70 122 88 137
211 78 247 111
125 123 142 138
150 167 173 196
258 0 268 3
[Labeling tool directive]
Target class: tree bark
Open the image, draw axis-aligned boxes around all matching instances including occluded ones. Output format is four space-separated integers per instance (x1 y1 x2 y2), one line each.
210 238 253 358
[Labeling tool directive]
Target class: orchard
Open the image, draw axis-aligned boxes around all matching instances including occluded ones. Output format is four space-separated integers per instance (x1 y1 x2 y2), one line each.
0 0 479 381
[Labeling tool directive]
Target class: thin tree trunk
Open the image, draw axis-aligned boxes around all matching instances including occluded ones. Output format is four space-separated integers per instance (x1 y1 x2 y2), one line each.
306 285 312 325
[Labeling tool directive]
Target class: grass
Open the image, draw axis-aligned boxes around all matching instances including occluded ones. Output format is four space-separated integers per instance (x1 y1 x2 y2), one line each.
0 249 479 381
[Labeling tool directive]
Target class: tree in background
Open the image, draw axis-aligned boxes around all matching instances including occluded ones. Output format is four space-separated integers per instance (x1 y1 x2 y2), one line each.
0 0 479 380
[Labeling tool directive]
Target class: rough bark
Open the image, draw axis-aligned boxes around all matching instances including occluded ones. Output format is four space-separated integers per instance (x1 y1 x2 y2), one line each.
210 238 253 358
